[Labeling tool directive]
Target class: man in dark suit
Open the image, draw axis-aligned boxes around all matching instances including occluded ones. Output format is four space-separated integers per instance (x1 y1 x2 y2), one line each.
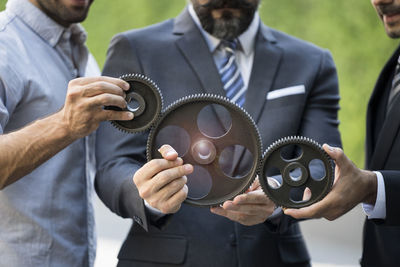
285 0 400 266
95 0 341 266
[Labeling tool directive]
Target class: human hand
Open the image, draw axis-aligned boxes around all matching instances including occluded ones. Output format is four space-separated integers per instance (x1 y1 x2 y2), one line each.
210 177 275 226
133 145 193 214
284 144 377 221
58 76 133 139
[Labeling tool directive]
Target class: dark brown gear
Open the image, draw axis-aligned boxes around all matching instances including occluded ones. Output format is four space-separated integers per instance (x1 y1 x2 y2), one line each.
259 136 334 209
146 94 262 207
107 73 163 133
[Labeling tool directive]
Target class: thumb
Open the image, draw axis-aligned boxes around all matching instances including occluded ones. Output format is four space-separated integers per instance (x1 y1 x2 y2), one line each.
322 144 346 167
158 144 178 161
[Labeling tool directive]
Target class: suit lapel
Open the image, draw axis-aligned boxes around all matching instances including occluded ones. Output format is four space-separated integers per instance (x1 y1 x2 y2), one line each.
244 24 282 123
173 9 225 97
368 46 400 169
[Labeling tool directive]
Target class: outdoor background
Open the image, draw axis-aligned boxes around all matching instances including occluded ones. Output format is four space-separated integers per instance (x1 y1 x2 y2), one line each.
1 0 399 266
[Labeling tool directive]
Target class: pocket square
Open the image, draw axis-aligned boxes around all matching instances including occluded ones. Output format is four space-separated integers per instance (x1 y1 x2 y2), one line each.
266 85 305 100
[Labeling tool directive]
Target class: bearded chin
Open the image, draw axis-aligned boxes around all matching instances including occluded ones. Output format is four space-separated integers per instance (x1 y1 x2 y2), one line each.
197 8 255 41
211 17 243 40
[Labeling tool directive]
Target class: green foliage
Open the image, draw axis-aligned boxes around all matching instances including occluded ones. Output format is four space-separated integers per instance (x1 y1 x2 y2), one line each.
0 0 398 167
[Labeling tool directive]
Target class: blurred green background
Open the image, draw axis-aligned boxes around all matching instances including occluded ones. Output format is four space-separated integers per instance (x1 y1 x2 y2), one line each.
0 0 398 167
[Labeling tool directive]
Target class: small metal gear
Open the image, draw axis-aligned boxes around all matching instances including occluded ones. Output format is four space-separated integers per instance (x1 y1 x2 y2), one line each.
259 136 334 209
108 73 163 133
147 94 262 207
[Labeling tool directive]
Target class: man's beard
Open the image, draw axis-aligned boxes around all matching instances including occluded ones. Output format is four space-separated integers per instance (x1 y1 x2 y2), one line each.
193 0 258 41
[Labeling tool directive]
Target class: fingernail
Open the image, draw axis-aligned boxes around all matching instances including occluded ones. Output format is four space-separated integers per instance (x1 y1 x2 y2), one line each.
184 164 193 173
123 82 130 90
166 150 177 157
127 112 134 119
324 144 334 152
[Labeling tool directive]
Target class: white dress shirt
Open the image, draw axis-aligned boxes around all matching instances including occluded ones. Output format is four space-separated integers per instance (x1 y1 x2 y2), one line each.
362 171 386 219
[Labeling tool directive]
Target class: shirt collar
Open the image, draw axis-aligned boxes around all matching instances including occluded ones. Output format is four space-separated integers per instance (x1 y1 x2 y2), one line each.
6 0 87 47
188 4 259 56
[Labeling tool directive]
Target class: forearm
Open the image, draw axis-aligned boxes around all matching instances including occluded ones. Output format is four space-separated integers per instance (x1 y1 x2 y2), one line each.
0 111 73 188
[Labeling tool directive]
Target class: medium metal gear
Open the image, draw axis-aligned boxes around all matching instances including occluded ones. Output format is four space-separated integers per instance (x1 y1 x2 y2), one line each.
259 136 334 209
108 74 163 133
147 94 262 207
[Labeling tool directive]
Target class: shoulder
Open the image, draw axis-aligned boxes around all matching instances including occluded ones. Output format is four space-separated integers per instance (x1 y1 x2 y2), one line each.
0 12 27 96
116 19 175 45
264 25 332 66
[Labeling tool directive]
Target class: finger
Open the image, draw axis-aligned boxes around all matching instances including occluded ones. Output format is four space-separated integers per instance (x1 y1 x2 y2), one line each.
233 190 269 205
134 158 183 185
81 81 127 97
152 164 193 192
211 207 248 223
323 144 348 167
162 184 188 214
284 193 334 219
158 145 178 161
210 206 229 217
71 76 130 90
98 109 134 122
90 94 127 109
247 176 260 192
159 175 188 199
223 201 271 215
303 187 312 201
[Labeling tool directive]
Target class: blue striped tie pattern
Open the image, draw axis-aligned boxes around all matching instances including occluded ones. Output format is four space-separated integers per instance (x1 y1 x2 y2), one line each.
218 40 246 107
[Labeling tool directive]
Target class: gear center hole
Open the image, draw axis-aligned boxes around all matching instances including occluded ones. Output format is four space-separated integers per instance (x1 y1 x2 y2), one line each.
126 92 146 116
192 140 216 165
289 167 302 182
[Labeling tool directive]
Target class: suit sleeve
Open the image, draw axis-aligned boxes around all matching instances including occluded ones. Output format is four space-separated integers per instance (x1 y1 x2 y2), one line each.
95 33 152 231
267 49 342 233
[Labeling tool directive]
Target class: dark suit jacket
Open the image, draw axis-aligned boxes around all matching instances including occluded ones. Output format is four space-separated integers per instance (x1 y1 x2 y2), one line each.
95 9 341 267
361 45 400 266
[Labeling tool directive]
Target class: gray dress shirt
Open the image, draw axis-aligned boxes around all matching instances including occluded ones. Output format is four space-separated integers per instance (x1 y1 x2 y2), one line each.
0 0 100 266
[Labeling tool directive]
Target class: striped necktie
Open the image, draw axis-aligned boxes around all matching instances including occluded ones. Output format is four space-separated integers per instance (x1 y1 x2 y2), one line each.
218 40 246 107
388 56 400 112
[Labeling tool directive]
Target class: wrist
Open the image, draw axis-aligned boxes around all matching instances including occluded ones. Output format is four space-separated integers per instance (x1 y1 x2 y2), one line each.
37 111 76 144
362 170 378 205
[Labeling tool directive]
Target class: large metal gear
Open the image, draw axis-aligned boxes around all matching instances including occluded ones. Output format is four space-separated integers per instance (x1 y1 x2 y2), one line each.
259 136 334 209
108 74 163 133
147 94 262 207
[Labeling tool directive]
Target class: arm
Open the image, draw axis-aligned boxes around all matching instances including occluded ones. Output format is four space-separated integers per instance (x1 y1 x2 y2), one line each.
0 76 132 189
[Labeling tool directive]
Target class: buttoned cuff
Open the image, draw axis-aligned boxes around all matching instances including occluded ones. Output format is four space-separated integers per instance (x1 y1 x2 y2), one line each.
362 171 386 220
